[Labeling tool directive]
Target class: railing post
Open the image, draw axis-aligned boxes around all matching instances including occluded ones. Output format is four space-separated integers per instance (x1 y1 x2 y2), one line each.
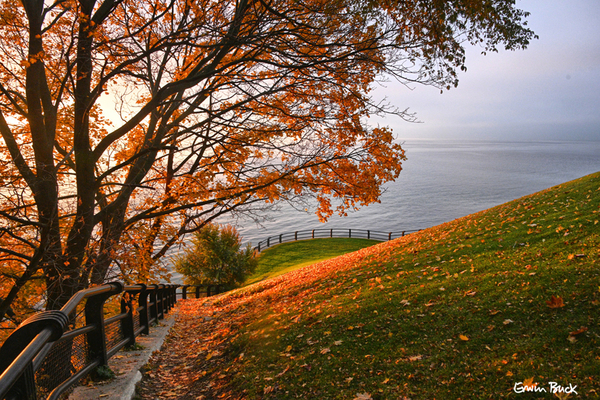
181 285 189 300
402 231 405 236
164 285 171 311
279 234 282 243
267 237 270 247
207 285 212 297
295 231 298 240
349 229 351 238
330 229 333 238
312 229 315 239
389 232 392 240
195 285 201 298
138 284 150 335
257 243 261 252
367 230 370 239
148 284 158 325
85 282 123 368
167 285 175 310
121 291 136 348
157 284 165 319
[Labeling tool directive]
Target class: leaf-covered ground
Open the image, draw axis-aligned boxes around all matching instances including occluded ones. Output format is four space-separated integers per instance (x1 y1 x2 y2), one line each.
136 173 600 400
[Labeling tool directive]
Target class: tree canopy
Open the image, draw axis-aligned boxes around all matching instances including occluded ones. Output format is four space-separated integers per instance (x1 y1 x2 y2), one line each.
0 0 536 320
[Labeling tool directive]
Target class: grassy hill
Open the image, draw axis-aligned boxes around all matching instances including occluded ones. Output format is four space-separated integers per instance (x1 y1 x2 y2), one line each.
137 172 600 400
247 238 381 285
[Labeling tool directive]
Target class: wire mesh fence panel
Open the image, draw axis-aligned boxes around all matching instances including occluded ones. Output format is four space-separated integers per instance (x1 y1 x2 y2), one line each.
104 319 124 353
133 310 141 333
34 333 90 399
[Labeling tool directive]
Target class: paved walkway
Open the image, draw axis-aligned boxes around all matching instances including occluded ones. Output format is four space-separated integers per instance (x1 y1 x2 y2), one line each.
68 312 177 400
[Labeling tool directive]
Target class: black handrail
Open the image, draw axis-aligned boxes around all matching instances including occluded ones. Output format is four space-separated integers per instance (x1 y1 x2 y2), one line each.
253 227 421 252
0 283 222 400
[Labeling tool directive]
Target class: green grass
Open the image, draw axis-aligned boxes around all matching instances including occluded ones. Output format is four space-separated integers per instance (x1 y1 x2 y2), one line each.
220 173 600 399
139 172 600 400
246 238 380 285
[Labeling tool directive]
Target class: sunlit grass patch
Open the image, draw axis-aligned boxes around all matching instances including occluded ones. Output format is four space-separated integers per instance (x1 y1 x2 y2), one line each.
246 238 380 285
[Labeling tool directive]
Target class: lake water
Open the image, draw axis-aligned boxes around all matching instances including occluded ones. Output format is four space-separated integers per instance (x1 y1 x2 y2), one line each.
168 139 600 282
227 139 600 247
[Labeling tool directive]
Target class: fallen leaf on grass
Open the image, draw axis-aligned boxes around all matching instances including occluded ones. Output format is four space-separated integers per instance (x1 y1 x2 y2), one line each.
320 347 330 354
276 365 290 377
459 334 469 341
503 319 514 325
523 377 537 390
555 391 571 400
569 326 588 336
566 326 588 343
354 393 373 400
546 295 565 308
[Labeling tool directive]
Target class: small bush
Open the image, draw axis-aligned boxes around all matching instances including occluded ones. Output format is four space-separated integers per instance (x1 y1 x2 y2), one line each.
176 224 257 288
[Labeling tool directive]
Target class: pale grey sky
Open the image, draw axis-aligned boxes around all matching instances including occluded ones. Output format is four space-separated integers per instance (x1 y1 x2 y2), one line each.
374 0 600 141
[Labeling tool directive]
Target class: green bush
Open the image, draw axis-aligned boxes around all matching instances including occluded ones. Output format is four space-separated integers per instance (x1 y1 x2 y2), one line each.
176 224 257 288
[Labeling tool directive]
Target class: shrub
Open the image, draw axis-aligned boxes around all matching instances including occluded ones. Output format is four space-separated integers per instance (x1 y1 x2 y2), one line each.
176 224 257 288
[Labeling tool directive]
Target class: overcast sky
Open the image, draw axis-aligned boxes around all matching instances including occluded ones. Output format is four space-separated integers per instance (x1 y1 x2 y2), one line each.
373 0 600 142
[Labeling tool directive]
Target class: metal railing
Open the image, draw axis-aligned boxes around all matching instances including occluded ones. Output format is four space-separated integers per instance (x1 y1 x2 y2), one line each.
0 283 221 400
253 227 420 252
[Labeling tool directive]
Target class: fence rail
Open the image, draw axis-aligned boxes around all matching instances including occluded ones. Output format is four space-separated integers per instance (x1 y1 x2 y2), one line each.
0 283 221 400
253 227 420 252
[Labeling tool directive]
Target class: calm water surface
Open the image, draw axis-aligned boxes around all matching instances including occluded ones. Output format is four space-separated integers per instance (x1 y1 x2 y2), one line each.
229 139 600 246
168 139 600 281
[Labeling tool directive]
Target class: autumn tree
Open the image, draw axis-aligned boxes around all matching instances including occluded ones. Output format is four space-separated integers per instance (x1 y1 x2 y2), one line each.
0 0 536 319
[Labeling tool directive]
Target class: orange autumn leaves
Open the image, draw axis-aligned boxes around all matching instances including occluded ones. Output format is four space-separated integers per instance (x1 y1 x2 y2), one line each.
545 295 589 344
546 295 565 309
